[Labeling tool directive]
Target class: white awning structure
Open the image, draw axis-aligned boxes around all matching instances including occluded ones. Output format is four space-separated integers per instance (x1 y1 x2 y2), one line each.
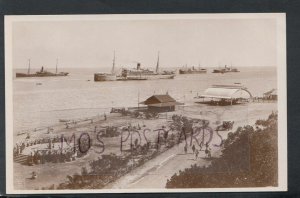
200 87 252 99
263 89 277 96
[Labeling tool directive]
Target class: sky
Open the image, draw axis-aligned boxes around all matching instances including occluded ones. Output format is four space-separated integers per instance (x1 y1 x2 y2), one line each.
12 17 277 69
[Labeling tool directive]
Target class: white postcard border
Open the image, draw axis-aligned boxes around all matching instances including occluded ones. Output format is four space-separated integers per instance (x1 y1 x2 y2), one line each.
5 13 287 194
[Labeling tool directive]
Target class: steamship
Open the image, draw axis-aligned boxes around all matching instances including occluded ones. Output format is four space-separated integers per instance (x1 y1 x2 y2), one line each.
118 53 175 80
16 59 69 78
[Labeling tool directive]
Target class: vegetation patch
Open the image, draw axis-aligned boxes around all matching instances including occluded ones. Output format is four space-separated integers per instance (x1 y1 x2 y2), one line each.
166 112 278 188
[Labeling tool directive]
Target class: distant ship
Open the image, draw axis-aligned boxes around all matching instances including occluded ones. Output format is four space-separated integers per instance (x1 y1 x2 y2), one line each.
179 66 207 74
16 59 69 78
94 52 117 81
118 53 175 80
212 65 239 73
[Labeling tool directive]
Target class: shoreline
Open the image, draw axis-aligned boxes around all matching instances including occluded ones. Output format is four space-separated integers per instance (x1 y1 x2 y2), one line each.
13 102 277 190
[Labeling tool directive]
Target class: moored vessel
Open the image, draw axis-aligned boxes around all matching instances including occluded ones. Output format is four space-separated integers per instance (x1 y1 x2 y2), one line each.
16 59 69 77
117 52 175 81
94 52 117 81
179 66 207 74
212 65 239 73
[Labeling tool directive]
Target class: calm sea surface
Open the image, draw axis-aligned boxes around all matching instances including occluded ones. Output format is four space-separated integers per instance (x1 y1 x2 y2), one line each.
13 67 277 133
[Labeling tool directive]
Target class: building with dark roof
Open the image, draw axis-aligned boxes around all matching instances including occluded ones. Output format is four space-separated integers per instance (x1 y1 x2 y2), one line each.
139 94 183 112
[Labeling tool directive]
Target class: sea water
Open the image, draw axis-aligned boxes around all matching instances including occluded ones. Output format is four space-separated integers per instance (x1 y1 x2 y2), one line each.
12 67 277 134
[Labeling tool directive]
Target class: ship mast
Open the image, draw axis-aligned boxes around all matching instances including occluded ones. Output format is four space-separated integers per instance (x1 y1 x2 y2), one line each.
56 58 58 74
27 59 31 74
156 51 160 73
111 51 115 74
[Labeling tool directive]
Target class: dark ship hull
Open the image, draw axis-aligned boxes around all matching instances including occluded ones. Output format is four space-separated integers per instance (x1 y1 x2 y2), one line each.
179 69 207 74
16 72 69 77
117 74 175 81
212 69 226 73
212 67 239 73
118 62 175 81
94 73 116 81
94 51 117 82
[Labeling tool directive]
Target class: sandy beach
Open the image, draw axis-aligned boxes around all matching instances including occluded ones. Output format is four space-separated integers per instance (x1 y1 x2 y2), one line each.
13 101 277 190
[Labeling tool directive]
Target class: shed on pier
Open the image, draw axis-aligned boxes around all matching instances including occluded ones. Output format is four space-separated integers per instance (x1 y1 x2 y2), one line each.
196 85 252 106
263 89 277 100
140 94 184 112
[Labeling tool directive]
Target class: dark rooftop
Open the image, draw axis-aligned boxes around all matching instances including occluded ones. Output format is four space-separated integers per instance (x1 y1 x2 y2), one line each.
140 94 177 105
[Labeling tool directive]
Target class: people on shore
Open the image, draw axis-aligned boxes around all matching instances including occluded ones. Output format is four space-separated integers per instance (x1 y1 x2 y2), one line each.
14 135 83 165
208 148 212 158
195 149 199 160
23 148 78 165
205 144 212 159
192 144 195 153
31 171 37 179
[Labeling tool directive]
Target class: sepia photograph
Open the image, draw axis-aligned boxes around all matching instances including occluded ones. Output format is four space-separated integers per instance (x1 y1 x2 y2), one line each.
5 13 287 193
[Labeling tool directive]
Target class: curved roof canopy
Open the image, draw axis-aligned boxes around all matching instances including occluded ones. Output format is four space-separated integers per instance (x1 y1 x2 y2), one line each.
200 87 252 99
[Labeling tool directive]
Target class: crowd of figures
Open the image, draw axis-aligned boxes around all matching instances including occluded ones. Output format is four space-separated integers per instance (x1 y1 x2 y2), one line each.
111 107 159 119
14 136 61 157
183 142 212 160
13 135 88 166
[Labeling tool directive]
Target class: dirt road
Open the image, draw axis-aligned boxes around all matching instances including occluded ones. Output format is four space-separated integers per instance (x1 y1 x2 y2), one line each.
106 103 277 189
106 131 225 189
